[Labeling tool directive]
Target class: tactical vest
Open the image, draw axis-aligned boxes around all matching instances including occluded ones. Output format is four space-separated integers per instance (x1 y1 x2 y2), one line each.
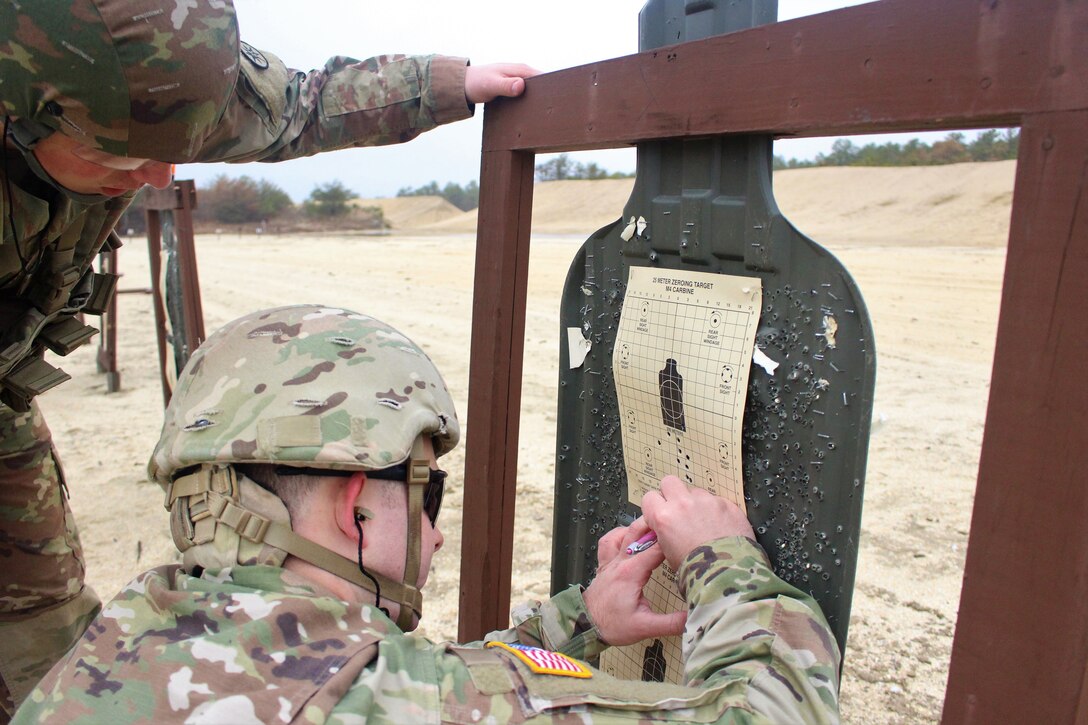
0 152 128 411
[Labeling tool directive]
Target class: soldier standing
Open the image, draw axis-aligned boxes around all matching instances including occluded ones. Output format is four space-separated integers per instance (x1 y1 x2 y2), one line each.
15 305 841 723
0 2 534 717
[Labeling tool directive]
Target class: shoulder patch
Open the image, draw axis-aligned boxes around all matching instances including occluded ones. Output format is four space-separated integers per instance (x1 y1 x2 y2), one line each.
486 642 592 679
240 41 269 69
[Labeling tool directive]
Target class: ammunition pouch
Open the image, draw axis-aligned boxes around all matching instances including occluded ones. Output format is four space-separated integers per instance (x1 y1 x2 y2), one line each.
0 268 117 408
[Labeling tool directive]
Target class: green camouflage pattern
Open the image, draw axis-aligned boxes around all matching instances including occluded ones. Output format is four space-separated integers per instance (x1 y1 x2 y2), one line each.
193 51 471 164
0 404 78 613
149 305 460 608
0 402 100 720
2 2 470 163
149 304 460 483
1 42 468 395
2 11 471 714
0 147 131 388
0 0 240 162
169 469 295 575
16 537 839 723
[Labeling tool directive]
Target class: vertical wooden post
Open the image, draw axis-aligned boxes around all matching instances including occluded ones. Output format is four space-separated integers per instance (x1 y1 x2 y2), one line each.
942 111 1088 724
458 148 536 641
145 180 205 406
94 248 120 392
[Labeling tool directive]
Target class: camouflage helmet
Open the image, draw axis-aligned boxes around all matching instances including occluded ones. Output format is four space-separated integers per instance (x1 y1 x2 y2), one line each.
150 305 459 482
1 0 240 162
151 305 459 630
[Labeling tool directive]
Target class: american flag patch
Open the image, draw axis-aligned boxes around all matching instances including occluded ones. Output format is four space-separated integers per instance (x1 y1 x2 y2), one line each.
486 642 593 678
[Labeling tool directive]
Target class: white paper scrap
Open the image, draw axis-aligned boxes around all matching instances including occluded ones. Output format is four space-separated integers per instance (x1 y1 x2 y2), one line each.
620 216 637 242
566 328 592 369
753 347 779 375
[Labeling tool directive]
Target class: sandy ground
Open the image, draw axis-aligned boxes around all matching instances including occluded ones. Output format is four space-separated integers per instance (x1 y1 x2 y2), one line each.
38 163 1010 723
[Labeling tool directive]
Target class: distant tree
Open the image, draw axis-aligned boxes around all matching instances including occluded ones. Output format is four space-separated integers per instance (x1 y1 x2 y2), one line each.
535 154 581 181
815 139 859 166
256 179 292 218
928 132 971 164
199 175 293 224
968 128 1018 161
441 180 478 211
582 162 614 180
854 141 906 166
397 179 479 211
397 181 441 197
535 154 633 181
304 180 357 218
360 205 387 229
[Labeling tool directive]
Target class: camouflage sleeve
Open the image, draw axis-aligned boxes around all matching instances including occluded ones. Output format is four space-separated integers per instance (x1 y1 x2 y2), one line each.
480 585 608 662
426 542 840 723
679 536 842 722
193 47 471 163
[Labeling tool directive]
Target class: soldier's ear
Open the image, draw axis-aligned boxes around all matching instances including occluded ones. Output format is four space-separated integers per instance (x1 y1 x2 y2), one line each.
336 472 368 540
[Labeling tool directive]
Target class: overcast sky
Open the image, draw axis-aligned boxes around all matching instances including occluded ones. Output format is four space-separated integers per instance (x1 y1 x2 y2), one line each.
181 1 972 201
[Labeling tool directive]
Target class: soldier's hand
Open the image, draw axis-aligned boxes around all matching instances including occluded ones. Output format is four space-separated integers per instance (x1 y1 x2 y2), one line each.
641 475 755 570
465 63 539 103
582 525 686 646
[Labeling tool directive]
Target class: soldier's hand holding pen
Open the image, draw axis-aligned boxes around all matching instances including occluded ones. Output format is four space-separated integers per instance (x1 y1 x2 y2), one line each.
581 521 687 646
581 475 754 645
634 475 755 571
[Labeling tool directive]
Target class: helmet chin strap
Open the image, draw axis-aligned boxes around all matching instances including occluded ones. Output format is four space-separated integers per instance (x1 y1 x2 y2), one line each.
398 436 432 630
166 464 428 628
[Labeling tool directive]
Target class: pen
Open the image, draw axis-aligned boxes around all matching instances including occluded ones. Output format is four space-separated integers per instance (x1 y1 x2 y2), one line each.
626 531 658 554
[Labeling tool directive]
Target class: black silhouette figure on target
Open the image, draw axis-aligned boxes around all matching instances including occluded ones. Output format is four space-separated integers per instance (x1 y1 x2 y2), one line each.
658 358 686 432
641 639 667 682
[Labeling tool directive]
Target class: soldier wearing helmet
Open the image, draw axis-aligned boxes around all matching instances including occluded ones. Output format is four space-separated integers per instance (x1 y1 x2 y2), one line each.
0 2 535 717
14 306 839 723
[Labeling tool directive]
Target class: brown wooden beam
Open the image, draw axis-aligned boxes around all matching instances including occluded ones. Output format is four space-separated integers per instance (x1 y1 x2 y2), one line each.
483 0 1087 154
458 148 536 642
145 180 205 406
942 110 1088 724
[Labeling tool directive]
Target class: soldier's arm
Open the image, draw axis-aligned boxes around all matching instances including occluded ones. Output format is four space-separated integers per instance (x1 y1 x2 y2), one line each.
678 536 841 722
473 523 686 662
478 585 610 662
193 49 473 163
414 537 837 724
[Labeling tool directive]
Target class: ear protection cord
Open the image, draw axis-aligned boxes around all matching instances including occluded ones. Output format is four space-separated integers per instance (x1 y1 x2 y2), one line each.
353 509 389 618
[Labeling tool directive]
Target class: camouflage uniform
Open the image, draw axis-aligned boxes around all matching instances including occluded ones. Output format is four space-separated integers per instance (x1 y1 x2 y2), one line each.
11 305 839 723
0 2 471 716
16 537 840 723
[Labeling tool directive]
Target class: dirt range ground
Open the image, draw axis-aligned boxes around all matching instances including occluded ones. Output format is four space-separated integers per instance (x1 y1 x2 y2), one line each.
40 162 1012 723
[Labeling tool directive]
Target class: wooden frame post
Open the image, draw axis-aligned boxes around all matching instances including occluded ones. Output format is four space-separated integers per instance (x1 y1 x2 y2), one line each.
145 180 205 406
93 248 121 392
942 110 1088 724
457 0 1088 717
458 150 536 641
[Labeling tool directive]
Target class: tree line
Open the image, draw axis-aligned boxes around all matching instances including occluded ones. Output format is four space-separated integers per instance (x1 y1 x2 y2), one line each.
774 129 1019 169
392 156 633 211
190 177 362 226
116 131 1017 230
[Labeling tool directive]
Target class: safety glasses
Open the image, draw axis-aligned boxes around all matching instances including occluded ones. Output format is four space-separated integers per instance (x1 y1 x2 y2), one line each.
273 464 447 527
367 464 446 528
